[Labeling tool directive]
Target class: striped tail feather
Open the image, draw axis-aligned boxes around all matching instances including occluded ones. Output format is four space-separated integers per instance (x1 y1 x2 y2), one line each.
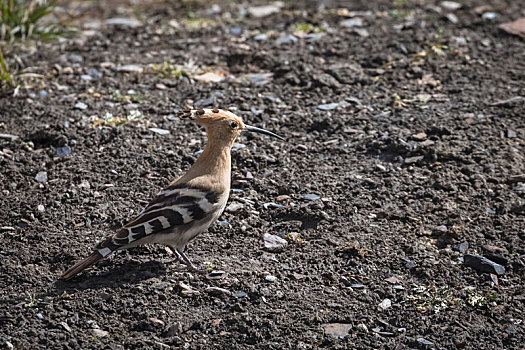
62 251 104 280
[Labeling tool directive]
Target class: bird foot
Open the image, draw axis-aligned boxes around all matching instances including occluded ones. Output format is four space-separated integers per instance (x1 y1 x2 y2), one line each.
167 246 209 274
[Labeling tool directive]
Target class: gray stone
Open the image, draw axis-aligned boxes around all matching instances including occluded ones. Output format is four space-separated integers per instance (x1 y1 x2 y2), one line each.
317 103 339 111
226 202 243 213
323 323 352 338
463 254 505 275
482 12 498 20
148 317 165 327
440 1 462 10
88 69 103 78
455 241 469 253
52 146 71 157
115 65 143 73
301 194 320 201
446 13 458 24
312 73 342 88
206 270 226 280
404 155 424 164
253 34 268 41
68 54 83 62
91 329 109 337
60 321 71 332
275 34 298 45
105 18 142 27
0 133 19 141
230 27 242 35
264 233 288 252
205 287 232 296
341 18 364 28
244 73 273 85
35 171 48 183
74 102 87 110
417 337 434 348
247 4 281 18
265 275 277 282
378 298 392 311
149 128 170 135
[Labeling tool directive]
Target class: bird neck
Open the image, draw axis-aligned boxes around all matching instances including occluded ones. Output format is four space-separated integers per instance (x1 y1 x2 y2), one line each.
188 132 234 181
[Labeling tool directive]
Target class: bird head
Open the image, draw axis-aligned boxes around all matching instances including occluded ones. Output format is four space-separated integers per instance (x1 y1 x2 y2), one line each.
177 108 284 142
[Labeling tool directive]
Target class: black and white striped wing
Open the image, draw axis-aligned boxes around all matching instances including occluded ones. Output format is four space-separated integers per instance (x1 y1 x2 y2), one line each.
95 184 221 256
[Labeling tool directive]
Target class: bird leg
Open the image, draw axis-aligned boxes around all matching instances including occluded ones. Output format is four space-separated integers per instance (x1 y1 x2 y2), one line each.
167 245 207 274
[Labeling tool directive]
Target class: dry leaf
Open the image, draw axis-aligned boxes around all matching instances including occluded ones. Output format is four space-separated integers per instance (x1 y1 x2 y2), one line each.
499 18 525 38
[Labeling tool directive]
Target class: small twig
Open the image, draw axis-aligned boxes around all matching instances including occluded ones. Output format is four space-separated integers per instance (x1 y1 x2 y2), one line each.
489 96 524 107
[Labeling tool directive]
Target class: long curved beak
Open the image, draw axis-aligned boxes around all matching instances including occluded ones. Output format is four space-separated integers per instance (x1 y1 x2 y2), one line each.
244 125 284 140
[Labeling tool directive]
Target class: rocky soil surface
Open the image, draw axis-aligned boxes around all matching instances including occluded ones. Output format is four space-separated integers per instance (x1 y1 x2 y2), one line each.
1 0 524 348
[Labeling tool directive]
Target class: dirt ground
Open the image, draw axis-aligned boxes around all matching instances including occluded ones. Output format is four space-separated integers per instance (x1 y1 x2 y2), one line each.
1 0 524 348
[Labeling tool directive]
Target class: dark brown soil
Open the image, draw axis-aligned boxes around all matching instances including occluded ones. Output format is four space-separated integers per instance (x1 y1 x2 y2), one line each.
1 0 524 349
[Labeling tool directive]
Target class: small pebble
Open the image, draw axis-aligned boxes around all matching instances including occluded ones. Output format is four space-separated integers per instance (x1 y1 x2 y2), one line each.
446 13 458 24
206 270 226 280
482 12 498 20
52 146 72 157
205 287 232 296
253 34 268 41
263 202 284 209
88 69 103 78
115 65 143 73
440 1 462 10
301 194 320 201
274 34 298 45
265 275 277 282
149 128 170 135
264 233 288 252
60 321 72 332
317 103 339 111
340 18 364 28
74 102 88 110
417 337 434 347
148 317 165 327
91 329 109 337
378 298 392 311
35 171 48 183
226 202 243 213
230 27 242 35
435 225 448 232
411 132 427 141
37 205 45 212
276 195 290 202
36 313 44 319
68 54 83 62
105 18 142 27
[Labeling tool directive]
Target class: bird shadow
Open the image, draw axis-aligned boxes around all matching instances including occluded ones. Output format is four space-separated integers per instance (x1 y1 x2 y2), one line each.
53 259 171 293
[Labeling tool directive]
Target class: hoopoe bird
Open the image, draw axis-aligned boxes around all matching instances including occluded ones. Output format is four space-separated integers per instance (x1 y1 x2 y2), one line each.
62 108 283 280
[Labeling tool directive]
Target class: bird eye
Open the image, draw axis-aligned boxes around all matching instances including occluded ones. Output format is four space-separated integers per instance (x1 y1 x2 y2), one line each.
230 121 238 129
